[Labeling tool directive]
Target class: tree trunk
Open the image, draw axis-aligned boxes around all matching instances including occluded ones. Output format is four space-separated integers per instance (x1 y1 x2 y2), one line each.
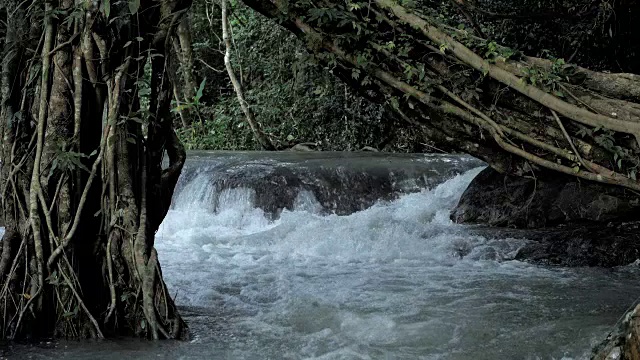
172 15 199 127
242 0 640 192
0 0 190 339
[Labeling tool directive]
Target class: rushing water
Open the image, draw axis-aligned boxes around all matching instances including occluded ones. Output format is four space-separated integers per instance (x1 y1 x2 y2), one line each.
3 152 640 360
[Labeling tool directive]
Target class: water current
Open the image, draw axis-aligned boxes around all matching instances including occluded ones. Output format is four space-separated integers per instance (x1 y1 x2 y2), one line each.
4 152 640 359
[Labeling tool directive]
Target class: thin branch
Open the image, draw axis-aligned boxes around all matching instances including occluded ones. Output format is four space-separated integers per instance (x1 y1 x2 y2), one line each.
197 58 224 73
58 265 104 338
47 31 80 56
47 126 106 269
27 1 54 302
104 233 117 325
222 0 275 150
551 110 593 172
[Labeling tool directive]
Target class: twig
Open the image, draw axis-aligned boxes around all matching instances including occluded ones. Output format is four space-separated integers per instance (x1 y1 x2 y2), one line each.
26 2 54 311
48 32 80 56
551 109 594 173
104 233 117 325
46 141 105 268
58 265 104 338
448 0 486 38
198 58 224 73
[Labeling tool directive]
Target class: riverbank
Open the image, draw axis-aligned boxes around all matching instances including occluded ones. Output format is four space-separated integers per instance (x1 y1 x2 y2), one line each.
452 167 640 267
450 166 640 359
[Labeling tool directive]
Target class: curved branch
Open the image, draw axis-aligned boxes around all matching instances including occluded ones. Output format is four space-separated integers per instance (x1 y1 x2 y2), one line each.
376 0 640 137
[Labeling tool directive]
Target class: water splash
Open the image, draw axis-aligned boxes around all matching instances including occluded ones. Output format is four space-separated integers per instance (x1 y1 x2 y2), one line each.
2 155 638 360
154 163 640 359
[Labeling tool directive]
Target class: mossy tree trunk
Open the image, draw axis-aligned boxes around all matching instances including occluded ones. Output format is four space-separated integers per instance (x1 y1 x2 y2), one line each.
243 0 640 192
0 0 190 339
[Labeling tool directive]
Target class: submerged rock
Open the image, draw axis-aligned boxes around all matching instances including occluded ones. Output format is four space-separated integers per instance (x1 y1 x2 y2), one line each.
452 167 640 228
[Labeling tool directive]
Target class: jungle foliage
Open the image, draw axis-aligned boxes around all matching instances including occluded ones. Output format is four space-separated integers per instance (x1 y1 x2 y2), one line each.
172 0 425 152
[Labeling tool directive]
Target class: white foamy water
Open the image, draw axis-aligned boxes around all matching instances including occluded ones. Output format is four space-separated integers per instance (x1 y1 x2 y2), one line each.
153 166 640 360
3 157 640 360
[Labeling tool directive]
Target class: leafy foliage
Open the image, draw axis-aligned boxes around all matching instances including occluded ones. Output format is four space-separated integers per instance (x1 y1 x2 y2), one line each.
175 0 423 151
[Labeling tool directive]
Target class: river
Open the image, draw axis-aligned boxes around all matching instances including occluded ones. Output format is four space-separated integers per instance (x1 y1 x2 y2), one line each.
3 152 640 359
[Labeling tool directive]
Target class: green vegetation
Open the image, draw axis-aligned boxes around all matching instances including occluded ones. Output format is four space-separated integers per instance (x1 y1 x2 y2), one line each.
172 0 424 152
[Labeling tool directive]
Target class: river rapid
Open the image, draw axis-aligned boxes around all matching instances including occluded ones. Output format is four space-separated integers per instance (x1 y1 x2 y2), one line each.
3 152 640 359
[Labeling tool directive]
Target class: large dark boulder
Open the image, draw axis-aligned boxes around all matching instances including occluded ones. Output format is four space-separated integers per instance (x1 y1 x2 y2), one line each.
174 151 485 217
454 167 640 267
451 167 640 228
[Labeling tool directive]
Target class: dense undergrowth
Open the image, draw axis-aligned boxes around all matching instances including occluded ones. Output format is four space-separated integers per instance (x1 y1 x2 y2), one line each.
172 0 425 151
172 0 640 153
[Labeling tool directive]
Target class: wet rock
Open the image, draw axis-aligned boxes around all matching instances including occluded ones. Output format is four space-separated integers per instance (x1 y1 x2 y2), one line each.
451 167 640 228
592 302 640 360
466 222 640 267
174 151 484 217
289 143 318 152
359 146 379 152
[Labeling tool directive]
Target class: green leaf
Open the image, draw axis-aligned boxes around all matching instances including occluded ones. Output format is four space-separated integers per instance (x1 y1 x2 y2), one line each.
101 0 110 18
140 319 146 330
46 270 58 285
48 159 59 178
195 78 207 102
390 97 399 109
128 0 140 15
